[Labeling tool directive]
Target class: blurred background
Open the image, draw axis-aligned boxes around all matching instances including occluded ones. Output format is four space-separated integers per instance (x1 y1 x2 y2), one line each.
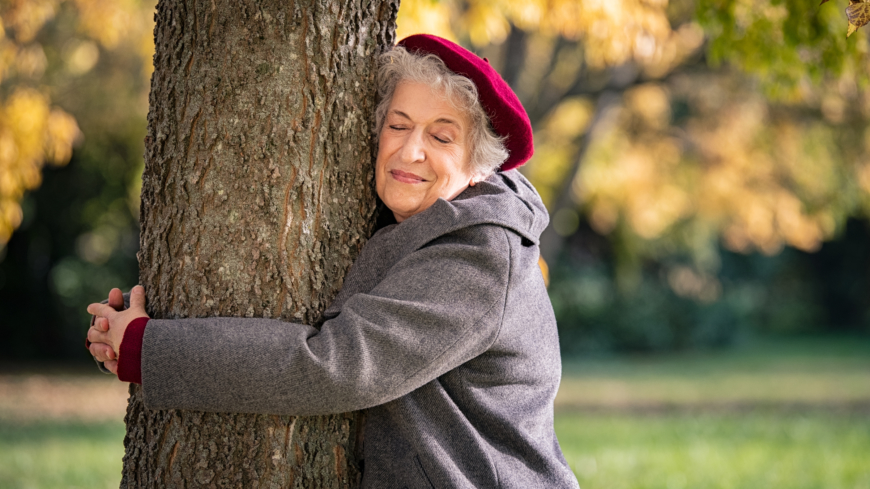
0 0 868 487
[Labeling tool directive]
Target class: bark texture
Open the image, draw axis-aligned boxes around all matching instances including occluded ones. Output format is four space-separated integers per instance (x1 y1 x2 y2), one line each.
125 0 397 486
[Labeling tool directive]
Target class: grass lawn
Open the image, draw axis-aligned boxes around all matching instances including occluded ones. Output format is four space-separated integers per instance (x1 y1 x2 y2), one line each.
1 336 868 488
2 414 867 489
0 419 126 489
556 412 870 489
557 335 870 411
552 336 870 488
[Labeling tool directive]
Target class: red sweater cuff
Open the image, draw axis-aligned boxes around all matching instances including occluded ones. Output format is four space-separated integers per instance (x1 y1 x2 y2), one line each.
117 317 149 384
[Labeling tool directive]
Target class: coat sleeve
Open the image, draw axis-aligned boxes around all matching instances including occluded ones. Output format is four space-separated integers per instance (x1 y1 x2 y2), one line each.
141 228 511 415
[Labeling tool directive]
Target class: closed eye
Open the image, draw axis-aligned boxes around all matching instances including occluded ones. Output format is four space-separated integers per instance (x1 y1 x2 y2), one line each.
433 135 451 144
389 125 407 131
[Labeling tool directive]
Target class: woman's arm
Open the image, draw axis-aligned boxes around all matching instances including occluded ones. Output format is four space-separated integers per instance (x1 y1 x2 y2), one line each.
136 227 512 416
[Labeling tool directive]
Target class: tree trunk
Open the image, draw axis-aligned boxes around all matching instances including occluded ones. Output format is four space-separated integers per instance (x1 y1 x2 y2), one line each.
124 0 397 487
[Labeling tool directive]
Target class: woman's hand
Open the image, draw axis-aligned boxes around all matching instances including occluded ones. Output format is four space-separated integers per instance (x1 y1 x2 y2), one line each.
87 288 125 373
87 285 149 374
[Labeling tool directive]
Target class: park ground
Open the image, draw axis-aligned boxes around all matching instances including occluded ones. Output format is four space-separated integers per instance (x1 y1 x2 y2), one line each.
1 336 869 489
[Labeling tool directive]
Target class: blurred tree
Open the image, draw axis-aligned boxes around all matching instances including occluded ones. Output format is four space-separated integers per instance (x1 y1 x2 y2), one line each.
394 0 870 347
396 0 870 270
3 0 868 365
0 0 153 361
0 0 153 248
697 0 868 92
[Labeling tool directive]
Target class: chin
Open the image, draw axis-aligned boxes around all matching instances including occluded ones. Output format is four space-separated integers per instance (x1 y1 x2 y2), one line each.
386 202 417 219
382 196 423 221
382 190 415 210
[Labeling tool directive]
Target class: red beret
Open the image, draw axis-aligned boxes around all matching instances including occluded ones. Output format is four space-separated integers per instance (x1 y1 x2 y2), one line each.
397 34 534 172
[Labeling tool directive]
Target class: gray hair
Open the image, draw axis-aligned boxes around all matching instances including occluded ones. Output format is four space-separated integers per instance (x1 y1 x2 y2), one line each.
375 46 509 177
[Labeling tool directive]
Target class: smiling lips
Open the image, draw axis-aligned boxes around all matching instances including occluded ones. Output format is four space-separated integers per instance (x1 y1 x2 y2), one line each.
390 169 427 184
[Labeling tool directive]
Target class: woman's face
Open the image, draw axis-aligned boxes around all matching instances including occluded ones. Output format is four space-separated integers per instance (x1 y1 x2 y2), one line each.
376 81 477 223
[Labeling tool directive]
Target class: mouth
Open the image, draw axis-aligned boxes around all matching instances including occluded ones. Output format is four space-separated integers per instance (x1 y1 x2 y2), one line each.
389 169 426 184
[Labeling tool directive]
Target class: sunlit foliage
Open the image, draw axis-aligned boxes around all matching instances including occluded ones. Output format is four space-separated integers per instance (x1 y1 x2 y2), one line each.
582 74 863 255
697 0 869 95
1 0 867 330
0 0 152 248
528 55 870 281
399 0 870 313
397 0 676 69
0 87 79 244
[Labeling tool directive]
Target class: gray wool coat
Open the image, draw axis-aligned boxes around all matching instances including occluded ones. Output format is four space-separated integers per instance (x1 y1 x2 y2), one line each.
128 170 579 488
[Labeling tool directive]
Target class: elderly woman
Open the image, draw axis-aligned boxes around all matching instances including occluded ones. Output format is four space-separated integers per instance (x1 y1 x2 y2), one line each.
87 34 580 488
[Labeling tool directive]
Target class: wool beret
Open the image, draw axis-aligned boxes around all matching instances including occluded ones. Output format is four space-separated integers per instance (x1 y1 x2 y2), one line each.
397 34 534 172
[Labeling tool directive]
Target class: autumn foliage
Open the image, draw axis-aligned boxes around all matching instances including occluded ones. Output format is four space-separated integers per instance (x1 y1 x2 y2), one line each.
1 0 869 356
0 0 152 246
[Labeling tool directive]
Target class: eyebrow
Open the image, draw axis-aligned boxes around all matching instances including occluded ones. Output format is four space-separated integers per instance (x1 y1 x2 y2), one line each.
390 110 461 128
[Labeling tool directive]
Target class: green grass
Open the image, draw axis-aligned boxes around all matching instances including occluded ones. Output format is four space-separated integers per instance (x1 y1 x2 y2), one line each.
553 337 870 488
0 420 125 489
555 412 870 489
557 335 870 410
2 414 868 489
1 336 868 488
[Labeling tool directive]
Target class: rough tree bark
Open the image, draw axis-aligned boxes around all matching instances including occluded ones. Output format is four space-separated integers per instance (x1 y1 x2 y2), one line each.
124 0 397 487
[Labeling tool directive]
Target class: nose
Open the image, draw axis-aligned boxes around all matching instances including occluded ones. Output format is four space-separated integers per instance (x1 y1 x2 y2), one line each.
399 128 426 164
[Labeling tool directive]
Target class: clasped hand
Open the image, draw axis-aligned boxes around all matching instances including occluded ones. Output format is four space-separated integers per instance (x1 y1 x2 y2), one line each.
86 285 149 375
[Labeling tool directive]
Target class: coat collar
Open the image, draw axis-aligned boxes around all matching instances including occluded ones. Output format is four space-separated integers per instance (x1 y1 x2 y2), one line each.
381 169 548 253
323 170 548 319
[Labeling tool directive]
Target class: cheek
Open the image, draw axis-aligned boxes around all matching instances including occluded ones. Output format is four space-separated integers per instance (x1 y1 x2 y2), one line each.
375 140 386 169
375 165 388 202
436 152 471 187
376 135 401 170
374 138 390 189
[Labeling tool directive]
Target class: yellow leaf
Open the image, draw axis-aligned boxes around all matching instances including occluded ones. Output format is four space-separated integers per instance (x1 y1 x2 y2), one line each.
538 255 549 288
846 1 870 37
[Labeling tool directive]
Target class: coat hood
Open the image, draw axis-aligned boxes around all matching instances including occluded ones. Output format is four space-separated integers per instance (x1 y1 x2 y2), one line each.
390 169 550 252
322 170 549 321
